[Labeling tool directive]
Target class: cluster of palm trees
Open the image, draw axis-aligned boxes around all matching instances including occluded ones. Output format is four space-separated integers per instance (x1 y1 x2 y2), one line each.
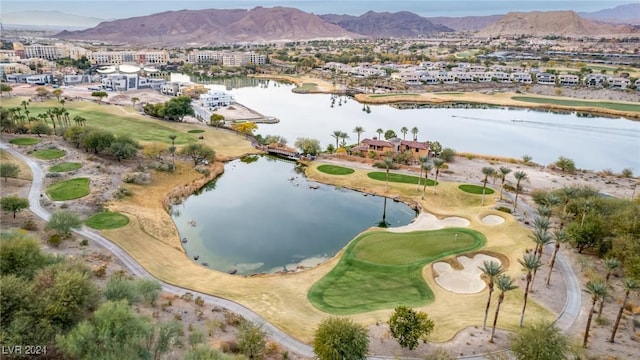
3 100 86 135
475 165 528 211
331 130 350 149
415 156 445 199
478 260 518 343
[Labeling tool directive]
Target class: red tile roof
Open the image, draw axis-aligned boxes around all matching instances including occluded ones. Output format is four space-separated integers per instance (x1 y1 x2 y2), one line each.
401 140 430 150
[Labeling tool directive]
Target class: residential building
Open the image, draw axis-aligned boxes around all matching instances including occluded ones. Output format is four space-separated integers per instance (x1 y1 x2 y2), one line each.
608 77 631 89
558 74 580 86
536 73 556 85
511 72 532 83
358 138 430 159
585 74 609 87
200 90 233 109
24 43 63 60
89 50 169 65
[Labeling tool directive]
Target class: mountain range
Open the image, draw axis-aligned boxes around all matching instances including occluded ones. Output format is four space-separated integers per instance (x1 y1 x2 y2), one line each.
6 3 635 45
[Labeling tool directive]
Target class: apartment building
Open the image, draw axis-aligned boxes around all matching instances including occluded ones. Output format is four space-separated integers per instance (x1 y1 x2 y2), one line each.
608 77 631 89
89 50 169 65
24 43 63 60
558 74 580 86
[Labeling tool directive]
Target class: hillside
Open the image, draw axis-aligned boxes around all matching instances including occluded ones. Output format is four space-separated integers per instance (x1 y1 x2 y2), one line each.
427 15 502 31
579 3 640 25
320 11 452 37
1 10 106 29
55 6 359 45
476 10 637 37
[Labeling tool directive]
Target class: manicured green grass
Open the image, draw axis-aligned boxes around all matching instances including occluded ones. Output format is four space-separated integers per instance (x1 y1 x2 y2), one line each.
458 184 495 195
434 92 464 95
511 96 640 112
370 93 420 98
9 138 39 146
85 212 130 229
317 164 355 175
187 129 205 133
49 162 83 173
308 228 485 314
46 178 90 200
367 171 437 186
32 149 66 160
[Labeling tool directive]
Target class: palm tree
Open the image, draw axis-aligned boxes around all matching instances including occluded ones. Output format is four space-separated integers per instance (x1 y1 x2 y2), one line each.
411 126 419 141
609 278 640 343
478 260 504 330
383 157 394 191
489 274 518 343
518 252 542 327
331 130 342 149
376 128 383 139
400 126 408 140
432 158 445 195
481 167 495 206
353 126 365 144
421 162 433 200
583 280 607 348
530 228 552 289
20 100 29 113
131 97 140 108
338 131 349 147
416 155 429 191
598 257 621 316
546 230 569 285
537 204 553 219
532 216 550 233
513 171 528 212
168 134 177 146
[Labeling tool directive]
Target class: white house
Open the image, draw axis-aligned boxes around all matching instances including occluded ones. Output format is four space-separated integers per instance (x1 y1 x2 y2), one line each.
585 74 609 87
536 73 556 85
558 74 580 86
608 77 631 89
511 72 532 83
200 90 233 109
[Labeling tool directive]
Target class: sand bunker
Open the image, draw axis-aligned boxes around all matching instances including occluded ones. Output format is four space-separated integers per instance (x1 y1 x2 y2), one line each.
433 254 502 294
481 214 505 225
388 212 470 233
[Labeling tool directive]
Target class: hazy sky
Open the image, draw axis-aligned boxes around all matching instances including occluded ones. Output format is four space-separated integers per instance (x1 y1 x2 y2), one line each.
3 0 633 19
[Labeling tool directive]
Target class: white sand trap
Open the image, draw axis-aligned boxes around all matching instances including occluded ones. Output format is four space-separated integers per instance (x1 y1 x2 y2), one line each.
481 214 505 225
433 254 502 294
388 212 470 233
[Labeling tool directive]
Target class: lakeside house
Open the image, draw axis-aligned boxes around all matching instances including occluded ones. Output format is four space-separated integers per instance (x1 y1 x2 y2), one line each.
353 137 430 159
200 90 233 109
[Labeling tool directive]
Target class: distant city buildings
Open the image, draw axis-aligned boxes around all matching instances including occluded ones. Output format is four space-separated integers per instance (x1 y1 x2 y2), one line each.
186 50 266 67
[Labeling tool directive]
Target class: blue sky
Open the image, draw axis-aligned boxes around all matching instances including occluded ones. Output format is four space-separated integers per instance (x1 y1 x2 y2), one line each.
2 0 633 19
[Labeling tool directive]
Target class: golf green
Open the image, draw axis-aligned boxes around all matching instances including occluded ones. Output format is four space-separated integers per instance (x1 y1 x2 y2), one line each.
317 164 355 175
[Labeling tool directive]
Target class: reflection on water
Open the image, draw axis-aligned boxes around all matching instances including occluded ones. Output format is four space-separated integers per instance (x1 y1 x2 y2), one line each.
172 156 417 275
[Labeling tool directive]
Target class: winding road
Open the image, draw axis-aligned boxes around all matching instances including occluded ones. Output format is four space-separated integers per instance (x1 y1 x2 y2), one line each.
1 142 582 359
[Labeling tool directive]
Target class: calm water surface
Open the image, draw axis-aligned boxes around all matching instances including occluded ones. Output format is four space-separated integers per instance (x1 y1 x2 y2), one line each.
172 156 417 274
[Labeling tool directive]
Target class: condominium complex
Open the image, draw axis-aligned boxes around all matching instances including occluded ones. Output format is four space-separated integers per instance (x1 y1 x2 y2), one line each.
186 50 266 66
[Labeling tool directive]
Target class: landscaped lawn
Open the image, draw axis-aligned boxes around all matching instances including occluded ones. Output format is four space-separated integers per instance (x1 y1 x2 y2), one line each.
187 129 205 133
9 137 39 146
317 164 355 175
458 184 495 195
46 178 90 200
49 162 83 173
308 228 485 314
32 149 66 160
511 96 640 112
85 212 130 229
368 171 437 186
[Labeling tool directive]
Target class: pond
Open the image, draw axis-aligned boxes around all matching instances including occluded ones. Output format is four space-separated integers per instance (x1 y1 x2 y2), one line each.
209 79 639 173
172 155 417 275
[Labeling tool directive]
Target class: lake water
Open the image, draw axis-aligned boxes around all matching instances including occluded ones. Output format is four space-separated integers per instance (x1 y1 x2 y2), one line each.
203 79 639 173
172 155 417 275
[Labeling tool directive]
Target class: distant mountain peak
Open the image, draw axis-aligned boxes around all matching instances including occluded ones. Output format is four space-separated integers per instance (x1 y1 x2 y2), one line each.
320 11 453 38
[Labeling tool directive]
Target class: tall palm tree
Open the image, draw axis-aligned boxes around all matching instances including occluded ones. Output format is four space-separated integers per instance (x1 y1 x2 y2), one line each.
559 186 577 217
518 252 542 327
489 274 518 343
411 126 419 141
598 257 621 316
376 128 383 139
481 167 495 206
338 131 349 147
513 171 528 212
478 260 504 330
331 130 342 149
609 278 640 343
416 155 429 191
546 230 569 285
383 157 394 191
583 280 607 348
168 134 177 146
353 126 365 145
530 229 552 289
536 205 553 219
131 97 140 108
421 162 433 200
400 126 408 140
432 158 445 195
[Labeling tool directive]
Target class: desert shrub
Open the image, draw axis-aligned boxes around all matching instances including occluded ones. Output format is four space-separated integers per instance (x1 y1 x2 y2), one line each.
223 311 245 326
136 278 162 306
496 206 512 214
503 184 516 192
45 172 61 178
79 239 89 246
121 172 151 184
104 275 138 304
372 161 399 170
220 340 239 354
194 165 210 176
93 264 107 278
368 151 378 159
21 219 38 231
621 168 633 178
113 187 132 199
264 341 282 357
48 233 63 247
194 296 205 307
440 148 456 162
181 292 194 302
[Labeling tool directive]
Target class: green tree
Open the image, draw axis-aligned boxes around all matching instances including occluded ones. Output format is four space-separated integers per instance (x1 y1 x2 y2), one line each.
136 278 162 306
513 171 529 212
481 167 496 206
388 306 434 350
110 138 138 162
180 143 216 166
104 275 138 304
384 129 397 140
313 317 369 360
238 321 267 359
430 141 442 156
518 252 542 327
294 137 321 156
1 196 29 218
0 231 57 279
376 128 383 138
583 280 606 348
209 113 225 127
52 88 64 102
131 97 140 107
411 126 419 141
91 91 108 104
498 166 512 200
0 83 13 97
432 158 445 195
0 274 31 328
609 278 640 343
478 260 504 330
30 121 52 137
598 257 621 316
0 163 20 182
148 320 182 360
83 129 115 154
46 210 82 238
353 126 365 144
164 96 194 122
439 148 455 162
400 126 409 140
509 320 571 360
555 156 576 173
489 275 518 343
64 126 90 148
331 130 343 149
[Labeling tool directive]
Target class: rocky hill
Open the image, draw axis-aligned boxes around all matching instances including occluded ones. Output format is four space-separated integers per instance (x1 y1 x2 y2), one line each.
320 11 452 37
55 6 359 45
427 15 502 31
476 10 637 37
579 3 640 25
